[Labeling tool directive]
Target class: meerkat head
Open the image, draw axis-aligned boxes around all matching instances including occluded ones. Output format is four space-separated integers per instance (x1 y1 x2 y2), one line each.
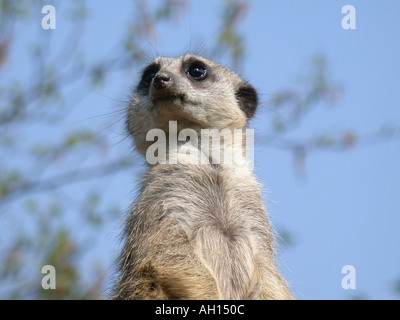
126 53 258 155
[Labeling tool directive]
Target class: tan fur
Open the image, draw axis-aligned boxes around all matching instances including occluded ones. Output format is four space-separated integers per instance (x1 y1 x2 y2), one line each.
112 54 294 300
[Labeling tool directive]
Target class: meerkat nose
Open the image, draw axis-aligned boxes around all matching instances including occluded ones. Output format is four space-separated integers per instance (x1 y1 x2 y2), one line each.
153 72 172 90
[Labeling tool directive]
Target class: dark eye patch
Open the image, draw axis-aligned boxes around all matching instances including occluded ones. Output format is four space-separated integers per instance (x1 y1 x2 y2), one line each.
137 63 160 92
235 83 258 119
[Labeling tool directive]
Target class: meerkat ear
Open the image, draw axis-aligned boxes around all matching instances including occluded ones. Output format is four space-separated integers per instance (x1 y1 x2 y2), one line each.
235 83 258 120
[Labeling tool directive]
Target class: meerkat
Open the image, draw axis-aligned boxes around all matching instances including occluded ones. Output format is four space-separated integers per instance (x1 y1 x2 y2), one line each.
112 53 294 300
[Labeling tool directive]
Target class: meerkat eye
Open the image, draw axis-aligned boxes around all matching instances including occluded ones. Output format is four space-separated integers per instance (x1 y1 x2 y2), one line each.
187 63 207 80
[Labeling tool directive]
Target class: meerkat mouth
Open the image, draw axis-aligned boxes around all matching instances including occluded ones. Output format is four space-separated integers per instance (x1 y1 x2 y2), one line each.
152 93 187 105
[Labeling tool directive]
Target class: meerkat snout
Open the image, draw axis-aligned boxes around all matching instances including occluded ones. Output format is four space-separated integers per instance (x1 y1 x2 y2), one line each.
152 72 172 90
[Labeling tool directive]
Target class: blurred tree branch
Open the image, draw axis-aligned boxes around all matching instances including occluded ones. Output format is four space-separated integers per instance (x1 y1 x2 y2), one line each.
256 54 400 174
0 157 135 206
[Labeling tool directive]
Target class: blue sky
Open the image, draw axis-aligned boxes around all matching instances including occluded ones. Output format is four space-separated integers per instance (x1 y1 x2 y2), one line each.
3 0 400 300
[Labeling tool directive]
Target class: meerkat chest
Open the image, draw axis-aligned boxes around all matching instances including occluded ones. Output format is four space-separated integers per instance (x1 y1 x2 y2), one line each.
142 163 268 234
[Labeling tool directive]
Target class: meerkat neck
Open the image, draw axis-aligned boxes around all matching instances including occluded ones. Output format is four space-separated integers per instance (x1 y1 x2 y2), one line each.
148 124 254 171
